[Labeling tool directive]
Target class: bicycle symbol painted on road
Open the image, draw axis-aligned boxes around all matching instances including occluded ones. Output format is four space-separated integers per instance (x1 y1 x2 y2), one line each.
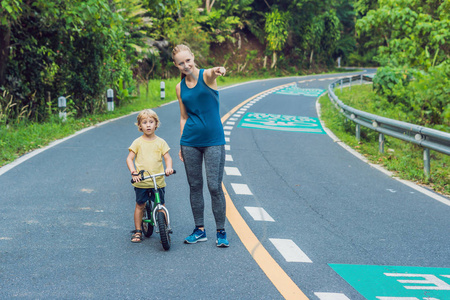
238 112 326 134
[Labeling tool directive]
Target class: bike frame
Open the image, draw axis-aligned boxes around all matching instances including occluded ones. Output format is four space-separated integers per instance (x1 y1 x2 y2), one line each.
138 171 171 234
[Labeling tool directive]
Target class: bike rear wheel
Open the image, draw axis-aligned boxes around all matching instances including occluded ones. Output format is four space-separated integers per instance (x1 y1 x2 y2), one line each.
157 211 171 250
142 202 154 238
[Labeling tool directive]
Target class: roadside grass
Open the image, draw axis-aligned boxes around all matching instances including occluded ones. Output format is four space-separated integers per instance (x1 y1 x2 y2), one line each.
318 84 450 196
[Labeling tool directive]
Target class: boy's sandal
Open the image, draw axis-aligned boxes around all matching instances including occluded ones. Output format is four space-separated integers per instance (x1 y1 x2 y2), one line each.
131 230 143 243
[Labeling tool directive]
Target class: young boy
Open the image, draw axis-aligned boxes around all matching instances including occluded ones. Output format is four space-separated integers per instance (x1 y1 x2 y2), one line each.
126 109 174 243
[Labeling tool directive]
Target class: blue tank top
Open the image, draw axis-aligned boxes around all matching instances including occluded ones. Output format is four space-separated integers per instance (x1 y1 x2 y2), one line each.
180 69 225 147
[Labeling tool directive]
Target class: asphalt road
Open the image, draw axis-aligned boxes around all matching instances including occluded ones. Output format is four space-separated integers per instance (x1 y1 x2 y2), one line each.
1 70 449 300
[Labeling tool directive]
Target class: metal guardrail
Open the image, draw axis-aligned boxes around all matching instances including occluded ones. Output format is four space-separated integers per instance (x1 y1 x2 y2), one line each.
328 74 450 177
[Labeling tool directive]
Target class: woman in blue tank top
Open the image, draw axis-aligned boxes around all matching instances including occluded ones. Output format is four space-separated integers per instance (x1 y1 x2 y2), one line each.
172 44 229 247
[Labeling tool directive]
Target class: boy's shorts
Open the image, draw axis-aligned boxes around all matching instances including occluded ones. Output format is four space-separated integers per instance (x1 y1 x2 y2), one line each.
134 187 165 205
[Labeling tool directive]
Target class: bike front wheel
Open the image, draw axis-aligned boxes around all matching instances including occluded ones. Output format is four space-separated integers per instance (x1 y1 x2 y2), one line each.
157 211 171 250
142 202 154 238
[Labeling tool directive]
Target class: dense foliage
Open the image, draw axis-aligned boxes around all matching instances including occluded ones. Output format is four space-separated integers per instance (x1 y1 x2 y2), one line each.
0 0 448 129
358 0 449 128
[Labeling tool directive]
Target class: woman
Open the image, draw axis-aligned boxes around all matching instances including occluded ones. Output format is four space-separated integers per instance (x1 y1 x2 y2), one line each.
172 44 229 247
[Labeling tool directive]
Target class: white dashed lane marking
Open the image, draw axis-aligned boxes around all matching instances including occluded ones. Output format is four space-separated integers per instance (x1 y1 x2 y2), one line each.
244 206 275 222
269 238 313 263
231 183 252 195
223 126 233 130
224 167 241 176
225 154 233 161
314 292 350 300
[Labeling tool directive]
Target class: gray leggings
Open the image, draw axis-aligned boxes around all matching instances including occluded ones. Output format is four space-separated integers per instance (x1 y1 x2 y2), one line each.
181 145 226 230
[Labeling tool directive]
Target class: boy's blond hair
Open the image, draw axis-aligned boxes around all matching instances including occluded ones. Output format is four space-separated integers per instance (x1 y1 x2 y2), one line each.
135 109 160 132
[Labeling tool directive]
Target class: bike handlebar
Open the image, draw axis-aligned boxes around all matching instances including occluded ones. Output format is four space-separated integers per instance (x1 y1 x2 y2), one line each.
130 170 176 184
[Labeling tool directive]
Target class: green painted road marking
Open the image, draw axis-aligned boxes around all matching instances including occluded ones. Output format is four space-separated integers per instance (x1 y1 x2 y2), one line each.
330 264 450 300
238 112 325 134
275 87 325 97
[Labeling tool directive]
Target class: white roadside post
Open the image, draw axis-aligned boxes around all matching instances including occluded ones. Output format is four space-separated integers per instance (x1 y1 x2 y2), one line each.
58 96 67 121
160 81 165 100
107 89 114 111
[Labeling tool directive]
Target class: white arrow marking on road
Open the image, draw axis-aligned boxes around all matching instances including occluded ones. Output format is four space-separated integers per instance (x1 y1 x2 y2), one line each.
269 238 312 263
244 207 275 222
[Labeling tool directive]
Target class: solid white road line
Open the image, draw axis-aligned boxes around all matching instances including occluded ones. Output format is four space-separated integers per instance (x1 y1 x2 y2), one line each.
314 292 350 300
269 238 312 263
231 183 252 195
244 207 275 222
224 167 241 176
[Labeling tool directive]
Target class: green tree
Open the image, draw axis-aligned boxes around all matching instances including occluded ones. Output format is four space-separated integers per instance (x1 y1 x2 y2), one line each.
249 0 347 69
0 0 23 86
199 0 254 43
356 0 449 70
264 8 289 68
334 0 357 65
359 0 450 127
1 0 135 121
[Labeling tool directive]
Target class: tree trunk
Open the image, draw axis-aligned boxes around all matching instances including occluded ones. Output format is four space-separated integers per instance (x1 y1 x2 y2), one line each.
237 32 241 49
206 0 215 13
309 50 314 67
0 24 11 87
270 51 277 69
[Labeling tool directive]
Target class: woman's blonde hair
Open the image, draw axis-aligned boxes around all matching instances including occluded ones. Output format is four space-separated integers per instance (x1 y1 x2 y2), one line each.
135 109 160 132
172 44 194 80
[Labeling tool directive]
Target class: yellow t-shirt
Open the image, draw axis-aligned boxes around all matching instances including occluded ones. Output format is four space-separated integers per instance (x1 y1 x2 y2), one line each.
129 136 170 189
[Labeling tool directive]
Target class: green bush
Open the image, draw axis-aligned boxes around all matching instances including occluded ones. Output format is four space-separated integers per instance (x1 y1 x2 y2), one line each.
373 66 412 104
407 62 450 129
372 64 450 130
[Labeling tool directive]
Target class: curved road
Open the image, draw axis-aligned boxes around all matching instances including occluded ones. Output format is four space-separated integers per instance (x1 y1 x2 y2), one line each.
1 70 449 299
